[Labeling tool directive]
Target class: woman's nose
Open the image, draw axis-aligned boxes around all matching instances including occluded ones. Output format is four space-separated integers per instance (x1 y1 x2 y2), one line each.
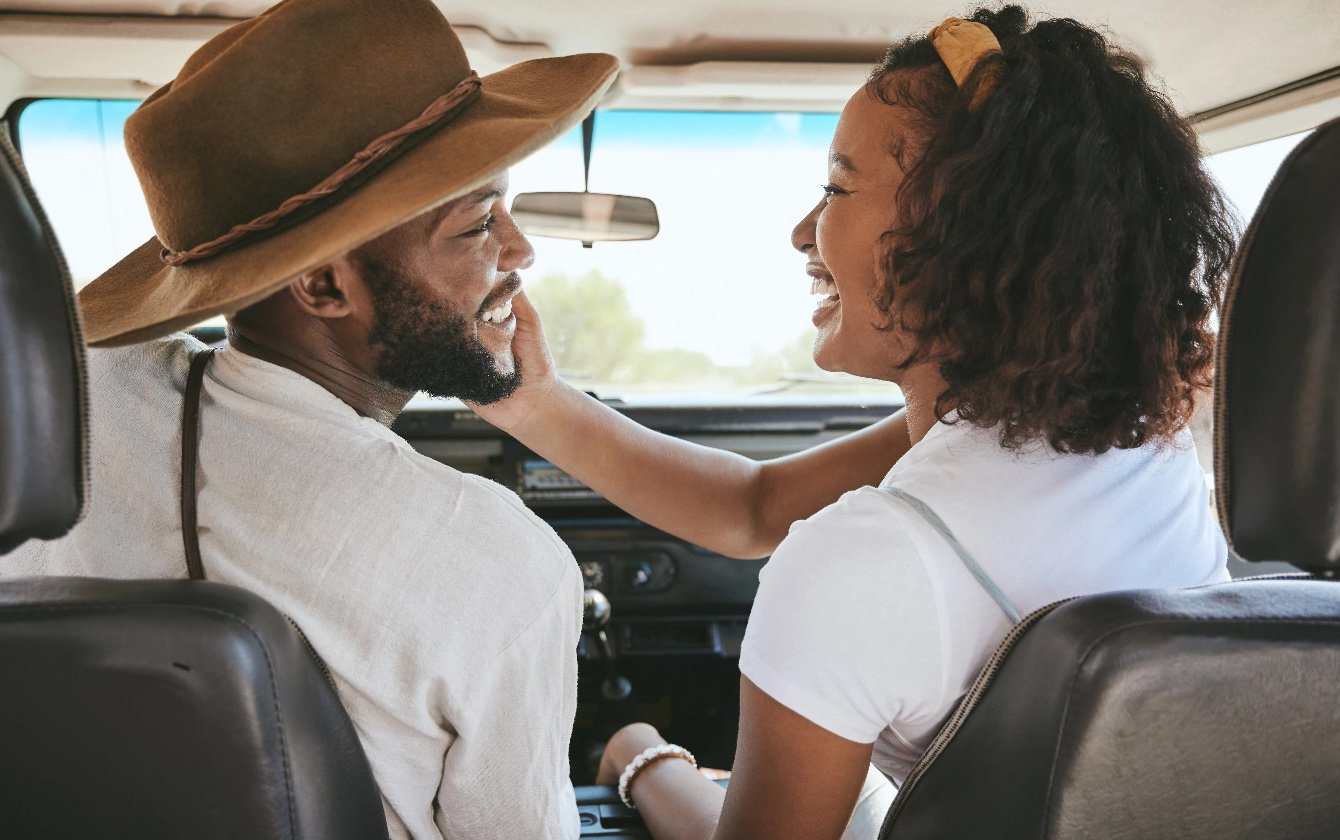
791 198 823 254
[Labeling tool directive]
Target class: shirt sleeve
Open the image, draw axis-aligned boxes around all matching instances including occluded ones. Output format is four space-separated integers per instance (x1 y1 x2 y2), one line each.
434 562 583 840
739 489 948 744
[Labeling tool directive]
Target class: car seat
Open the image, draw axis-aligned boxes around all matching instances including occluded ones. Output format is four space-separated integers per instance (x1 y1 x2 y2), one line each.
0 126 389 840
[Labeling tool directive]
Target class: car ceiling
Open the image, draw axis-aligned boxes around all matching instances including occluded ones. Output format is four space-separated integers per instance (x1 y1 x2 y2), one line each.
0 0 1337 148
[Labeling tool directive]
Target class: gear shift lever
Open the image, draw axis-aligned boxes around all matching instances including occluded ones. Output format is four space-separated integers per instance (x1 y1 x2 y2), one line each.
583 589 632 702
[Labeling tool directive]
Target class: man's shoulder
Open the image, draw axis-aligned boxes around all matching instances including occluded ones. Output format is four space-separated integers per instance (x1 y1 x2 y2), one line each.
459 471 575 573
377 447 575 578
390 443 560 533
93 332 200 359
365 456 580 656
87 333 203 388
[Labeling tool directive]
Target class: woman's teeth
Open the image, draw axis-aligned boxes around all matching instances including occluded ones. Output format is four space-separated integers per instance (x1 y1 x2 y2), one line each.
480 298 513 324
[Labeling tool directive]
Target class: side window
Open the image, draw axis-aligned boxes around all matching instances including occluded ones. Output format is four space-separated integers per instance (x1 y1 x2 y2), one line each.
1201 129 1312 574
1190 134 1314 459
1206 130 1313 228
16 99 152 288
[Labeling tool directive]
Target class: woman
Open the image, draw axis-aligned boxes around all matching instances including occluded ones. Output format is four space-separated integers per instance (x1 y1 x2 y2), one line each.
472 7 1236 839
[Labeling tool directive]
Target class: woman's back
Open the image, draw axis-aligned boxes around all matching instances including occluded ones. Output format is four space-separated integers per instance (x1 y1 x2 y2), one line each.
740 417 1227 782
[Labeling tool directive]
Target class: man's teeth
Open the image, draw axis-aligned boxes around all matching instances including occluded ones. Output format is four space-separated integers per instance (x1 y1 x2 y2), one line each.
480 298 514 324
810 276 838 298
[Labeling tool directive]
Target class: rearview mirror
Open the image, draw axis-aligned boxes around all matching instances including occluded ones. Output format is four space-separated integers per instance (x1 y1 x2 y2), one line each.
510 192 659 245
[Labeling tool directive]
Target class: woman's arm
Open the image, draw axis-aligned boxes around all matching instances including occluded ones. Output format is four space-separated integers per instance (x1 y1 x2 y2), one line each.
596 678 874 840
470 293 911 558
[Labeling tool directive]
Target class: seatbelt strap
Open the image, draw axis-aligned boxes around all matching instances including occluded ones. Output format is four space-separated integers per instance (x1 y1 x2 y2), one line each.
180 348 218 581
879 485 1022 624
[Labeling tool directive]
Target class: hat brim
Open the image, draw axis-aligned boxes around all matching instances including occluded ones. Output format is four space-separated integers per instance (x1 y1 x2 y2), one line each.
79 52 620 347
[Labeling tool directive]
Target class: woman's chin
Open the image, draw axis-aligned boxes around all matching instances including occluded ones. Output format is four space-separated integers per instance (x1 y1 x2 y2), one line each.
810 337 846 374
813 354 844 374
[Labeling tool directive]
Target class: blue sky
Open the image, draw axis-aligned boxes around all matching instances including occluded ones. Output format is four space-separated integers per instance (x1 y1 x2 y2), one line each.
548 109 840 147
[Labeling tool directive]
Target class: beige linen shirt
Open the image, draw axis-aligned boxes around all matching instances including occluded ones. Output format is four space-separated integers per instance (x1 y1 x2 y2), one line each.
4 335 583 840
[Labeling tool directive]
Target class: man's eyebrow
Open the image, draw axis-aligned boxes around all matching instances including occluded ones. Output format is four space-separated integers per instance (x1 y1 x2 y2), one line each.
461 187 504 207
429 187 504 234
434 187 504 231
830 151 858 174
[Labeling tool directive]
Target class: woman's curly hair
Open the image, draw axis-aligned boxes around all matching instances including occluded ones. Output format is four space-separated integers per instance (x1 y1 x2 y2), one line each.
872 5 1236 454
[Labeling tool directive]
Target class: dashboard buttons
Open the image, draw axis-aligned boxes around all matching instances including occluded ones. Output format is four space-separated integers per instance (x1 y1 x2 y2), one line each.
622 552 676 593
576 551 677 594
628 560 653 588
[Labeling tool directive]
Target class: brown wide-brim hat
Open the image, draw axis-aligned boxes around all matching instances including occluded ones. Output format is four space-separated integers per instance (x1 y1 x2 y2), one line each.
79 0 619 347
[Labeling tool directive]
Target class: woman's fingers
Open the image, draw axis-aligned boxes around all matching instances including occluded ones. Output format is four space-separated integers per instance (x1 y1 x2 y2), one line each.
464 290 559 430
510 290 556 381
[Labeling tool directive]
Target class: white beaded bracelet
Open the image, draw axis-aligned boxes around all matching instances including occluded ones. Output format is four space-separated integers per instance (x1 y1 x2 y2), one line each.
617 743 698 809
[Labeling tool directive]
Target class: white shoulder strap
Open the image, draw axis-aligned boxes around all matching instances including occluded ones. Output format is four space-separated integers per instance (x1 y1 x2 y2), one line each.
878 486 1022 625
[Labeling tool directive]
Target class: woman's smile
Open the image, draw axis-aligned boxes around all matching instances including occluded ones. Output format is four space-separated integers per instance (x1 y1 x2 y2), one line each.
809 269 840 326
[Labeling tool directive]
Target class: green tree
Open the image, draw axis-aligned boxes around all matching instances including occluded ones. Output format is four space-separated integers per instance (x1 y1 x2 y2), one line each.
626 347 719 383
776 329 824 375
526 270 647 382
733 328 823 385
524 273 877 395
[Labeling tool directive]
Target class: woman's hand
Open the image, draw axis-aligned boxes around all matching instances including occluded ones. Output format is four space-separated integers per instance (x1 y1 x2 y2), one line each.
465 290 560 433
596 722 668 785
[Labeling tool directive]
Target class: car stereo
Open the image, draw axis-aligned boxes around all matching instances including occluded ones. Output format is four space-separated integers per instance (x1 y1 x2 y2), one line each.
519 458 601 502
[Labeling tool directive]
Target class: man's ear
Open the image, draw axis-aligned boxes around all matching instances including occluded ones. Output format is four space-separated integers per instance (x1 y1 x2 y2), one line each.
288 264 354 319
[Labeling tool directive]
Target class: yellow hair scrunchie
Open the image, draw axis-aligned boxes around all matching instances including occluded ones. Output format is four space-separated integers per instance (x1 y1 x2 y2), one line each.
929 17 1003 111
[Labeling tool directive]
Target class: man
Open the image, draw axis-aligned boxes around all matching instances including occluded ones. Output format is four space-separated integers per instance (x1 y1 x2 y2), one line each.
3 0 618 837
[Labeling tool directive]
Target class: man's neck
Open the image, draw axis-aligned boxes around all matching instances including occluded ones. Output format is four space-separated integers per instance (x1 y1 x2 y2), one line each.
227 328 412 427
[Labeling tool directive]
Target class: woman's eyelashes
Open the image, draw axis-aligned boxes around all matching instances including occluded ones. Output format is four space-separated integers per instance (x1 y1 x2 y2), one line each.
821 183 851 200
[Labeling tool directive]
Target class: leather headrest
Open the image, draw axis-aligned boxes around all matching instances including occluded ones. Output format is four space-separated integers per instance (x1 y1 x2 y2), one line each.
0 128 88 555
1215 117 1340 574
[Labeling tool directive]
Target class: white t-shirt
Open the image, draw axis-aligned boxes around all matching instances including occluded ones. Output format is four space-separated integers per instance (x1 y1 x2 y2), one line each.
739 414 1228 782
4 336 582 840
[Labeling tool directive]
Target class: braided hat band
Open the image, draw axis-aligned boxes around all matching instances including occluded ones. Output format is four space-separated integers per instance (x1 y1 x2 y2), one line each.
929 18 1003 111
161 73 483 267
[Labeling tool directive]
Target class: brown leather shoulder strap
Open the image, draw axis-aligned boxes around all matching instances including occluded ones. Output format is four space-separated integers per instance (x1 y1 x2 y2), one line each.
181 348 217 581
175 347 340 690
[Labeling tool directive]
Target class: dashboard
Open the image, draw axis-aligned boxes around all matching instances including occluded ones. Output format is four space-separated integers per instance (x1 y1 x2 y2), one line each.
394 398 896 614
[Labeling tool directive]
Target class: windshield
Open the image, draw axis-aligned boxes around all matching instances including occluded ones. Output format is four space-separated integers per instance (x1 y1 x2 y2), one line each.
15 100 1314 406
507 110 902 402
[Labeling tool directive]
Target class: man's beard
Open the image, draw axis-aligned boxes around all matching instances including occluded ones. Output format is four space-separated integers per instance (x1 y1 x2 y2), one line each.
363 261 522 404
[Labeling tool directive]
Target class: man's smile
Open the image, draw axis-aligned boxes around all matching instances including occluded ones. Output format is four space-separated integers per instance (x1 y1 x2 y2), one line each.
477 273 522 329
479 297 514 325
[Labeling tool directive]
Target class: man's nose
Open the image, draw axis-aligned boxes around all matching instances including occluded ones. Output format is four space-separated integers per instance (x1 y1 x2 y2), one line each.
495 211 536 272
791 197 823 255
